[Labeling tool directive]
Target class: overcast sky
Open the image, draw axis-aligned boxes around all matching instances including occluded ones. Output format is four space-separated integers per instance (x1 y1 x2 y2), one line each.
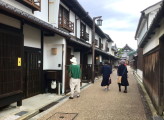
77 0 161 50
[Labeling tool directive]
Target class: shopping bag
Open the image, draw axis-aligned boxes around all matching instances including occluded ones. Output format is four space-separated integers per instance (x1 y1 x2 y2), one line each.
117 76 122 83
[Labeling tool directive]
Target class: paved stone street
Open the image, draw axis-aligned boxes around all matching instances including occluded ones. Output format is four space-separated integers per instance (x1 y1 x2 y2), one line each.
35 67 147 120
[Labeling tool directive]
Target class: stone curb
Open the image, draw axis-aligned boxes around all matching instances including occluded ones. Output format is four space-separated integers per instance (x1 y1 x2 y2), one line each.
133 71 164 120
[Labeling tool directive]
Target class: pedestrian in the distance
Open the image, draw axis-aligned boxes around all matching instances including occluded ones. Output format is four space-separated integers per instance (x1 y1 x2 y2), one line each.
117 60 129 93
101 60 112 91
68 57 81 99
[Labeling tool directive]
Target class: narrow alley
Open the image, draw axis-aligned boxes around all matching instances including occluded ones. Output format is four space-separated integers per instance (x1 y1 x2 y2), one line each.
31 67 148 120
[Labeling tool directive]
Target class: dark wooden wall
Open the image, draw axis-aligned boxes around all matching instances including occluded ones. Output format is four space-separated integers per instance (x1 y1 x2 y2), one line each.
143 48 160 111
137 48 143 71
24 49 42 98
0 24 23 106
159 35 164 113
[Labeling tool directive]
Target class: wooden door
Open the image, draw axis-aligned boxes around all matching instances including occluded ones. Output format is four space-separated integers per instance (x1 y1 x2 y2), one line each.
0 26 23 106
24 49 42 98
159 35 164 109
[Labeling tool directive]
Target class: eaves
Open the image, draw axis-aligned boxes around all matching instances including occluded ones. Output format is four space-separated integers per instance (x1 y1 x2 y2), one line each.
69 37 91 48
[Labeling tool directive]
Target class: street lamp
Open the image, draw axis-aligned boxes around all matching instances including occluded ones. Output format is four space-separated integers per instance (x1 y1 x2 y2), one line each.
91 16 103 83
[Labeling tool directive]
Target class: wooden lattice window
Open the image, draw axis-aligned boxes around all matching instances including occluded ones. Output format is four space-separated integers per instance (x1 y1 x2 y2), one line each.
15 0 41 11
58 5 74 32
80 22 89 41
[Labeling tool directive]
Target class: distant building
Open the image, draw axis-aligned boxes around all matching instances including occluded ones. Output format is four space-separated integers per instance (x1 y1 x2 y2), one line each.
120 44 134 64
111 44 118 56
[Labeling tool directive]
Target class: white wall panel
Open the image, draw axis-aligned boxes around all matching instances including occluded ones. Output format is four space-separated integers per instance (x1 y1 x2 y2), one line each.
143 21 164 54
76 19 81 38
70 11 75 36
24 24 41 48
49 0 60 27
44 35 65 70
88 54 92 64
0 14 21 29
34 0 49 22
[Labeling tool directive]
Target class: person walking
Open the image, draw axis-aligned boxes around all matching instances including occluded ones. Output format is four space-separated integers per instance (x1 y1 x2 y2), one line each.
101 61 112 91
68 57 81 99
117 60 129 93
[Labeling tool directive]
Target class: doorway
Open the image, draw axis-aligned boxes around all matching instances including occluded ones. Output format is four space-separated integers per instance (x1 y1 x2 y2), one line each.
24 47 42 98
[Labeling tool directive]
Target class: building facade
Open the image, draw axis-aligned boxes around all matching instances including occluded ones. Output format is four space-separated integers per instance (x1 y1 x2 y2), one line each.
0 0 117 107
135 1 164 115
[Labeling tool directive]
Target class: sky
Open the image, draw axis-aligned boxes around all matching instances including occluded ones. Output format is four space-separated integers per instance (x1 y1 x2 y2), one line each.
77 0 161 50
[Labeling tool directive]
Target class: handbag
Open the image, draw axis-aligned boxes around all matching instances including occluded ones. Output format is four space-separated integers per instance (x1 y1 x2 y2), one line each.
117 76 122 83
117 68 126 83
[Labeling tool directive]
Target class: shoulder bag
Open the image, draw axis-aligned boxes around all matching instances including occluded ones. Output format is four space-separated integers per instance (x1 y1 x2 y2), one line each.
117 68 126 83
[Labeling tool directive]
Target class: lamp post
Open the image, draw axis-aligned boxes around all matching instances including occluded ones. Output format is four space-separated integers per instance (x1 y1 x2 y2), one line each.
91 16 103 83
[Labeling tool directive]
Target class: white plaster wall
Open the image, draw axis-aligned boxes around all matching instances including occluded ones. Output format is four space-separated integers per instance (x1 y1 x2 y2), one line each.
34 0 48 22
143 20 164 54
0 14 21 29
74 52 80 64
62 41 66 94
137 5 160 46
24 24 41 48
108 42 113 54
88 54 92 64
138 22 147 46
44 34 66 94
99 56 102 62
49 0 60 27
43 35 65 70
148 13 156 28
137 69 143 80
70 11 76 36
76 19 81 38
111 50 115 56
2 0 32 14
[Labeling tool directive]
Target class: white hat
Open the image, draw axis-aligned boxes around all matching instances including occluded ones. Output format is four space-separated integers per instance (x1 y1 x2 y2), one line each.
70 57 77 63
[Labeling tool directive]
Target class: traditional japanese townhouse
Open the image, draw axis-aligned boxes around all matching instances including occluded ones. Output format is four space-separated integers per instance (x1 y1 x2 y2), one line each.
135 1 164 115
0 0 116 107
111 44 119 68
120 44 134 65
135 1 162 81
0 0 70 107
128 51 137 70
58 0 115 92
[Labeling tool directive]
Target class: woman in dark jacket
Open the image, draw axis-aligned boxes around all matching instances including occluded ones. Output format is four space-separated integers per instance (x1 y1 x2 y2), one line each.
101 61 112 91
117 60 129 93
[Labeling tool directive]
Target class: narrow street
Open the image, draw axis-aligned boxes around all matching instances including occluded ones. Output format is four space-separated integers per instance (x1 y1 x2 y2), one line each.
33 67 148 120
